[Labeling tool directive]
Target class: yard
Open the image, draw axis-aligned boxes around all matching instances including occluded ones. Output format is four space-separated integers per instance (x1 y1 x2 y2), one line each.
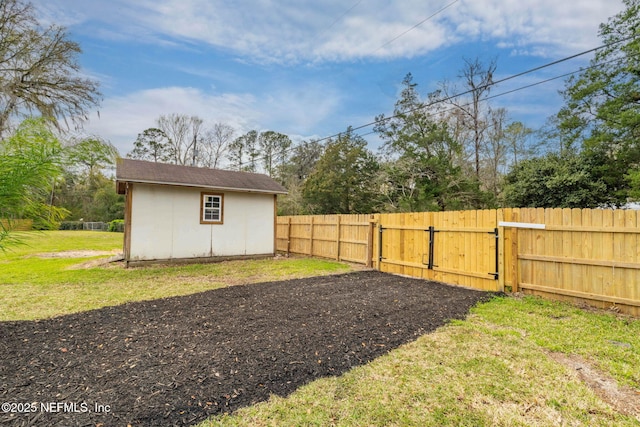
1 231 639 426
0 231 351 321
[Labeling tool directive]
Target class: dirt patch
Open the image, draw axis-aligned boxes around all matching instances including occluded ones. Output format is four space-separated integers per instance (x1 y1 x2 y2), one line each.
549 352 640 421
35 250 121 259
0 271 493 426
66 254 125 270
31 250 124 269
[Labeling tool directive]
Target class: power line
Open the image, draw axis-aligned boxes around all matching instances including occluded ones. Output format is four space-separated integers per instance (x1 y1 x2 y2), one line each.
316 0 364 38
354 48 640 142
238 34 637 168
316 34 639 144
312 1 460 79
373 0 460 54
300 1 566 145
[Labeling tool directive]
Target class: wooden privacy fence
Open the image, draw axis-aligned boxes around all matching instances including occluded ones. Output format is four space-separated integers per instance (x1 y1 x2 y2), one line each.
513 208 640 316
0 219 33 231
277 208 640 316
276 214 376 266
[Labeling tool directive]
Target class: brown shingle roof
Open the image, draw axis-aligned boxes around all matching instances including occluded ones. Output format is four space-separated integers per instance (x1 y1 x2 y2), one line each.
116 158 287 194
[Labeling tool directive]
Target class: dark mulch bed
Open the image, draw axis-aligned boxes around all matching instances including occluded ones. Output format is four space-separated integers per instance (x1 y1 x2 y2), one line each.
0 271 494 426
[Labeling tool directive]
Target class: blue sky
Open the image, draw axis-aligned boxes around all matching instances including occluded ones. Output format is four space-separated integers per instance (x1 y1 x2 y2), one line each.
33 0 625 157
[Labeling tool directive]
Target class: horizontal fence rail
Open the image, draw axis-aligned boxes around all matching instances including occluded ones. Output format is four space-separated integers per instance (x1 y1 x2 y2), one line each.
276 214 375 266
513 208 640 316
0 219 33 231
277 208 640 316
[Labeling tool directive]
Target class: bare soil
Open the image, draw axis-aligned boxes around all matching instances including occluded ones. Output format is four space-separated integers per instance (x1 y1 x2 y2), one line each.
549 352 640 422
0 271 492 426
35 250 121 258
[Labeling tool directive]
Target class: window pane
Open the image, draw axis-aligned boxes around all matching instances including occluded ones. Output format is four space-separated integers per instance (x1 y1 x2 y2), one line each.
202 194 222 222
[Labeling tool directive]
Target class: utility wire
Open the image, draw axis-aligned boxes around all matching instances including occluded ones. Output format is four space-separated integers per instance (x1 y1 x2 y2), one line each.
373 0 460 54
238 34 637 168
355 48 640 141
317 33 639 143
314 1 460 78
301 0 363 61
317 0 363 37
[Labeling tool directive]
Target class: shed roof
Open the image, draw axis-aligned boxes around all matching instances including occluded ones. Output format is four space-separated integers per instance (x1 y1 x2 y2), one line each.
116 158 288 195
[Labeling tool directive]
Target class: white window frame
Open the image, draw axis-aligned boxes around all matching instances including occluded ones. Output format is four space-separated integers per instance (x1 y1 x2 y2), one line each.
200 192 224 224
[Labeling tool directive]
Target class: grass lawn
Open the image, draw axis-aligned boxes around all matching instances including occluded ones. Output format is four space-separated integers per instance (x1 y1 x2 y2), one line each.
0 231 352 321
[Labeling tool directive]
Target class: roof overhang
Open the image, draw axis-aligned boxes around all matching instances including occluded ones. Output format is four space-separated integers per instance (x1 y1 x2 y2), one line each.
116 178 288 195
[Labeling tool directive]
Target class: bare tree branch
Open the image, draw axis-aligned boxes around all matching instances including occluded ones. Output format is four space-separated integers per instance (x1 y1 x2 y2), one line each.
0 0 101 137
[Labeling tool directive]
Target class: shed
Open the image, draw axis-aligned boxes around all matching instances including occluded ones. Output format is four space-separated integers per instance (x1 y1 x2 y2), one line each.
115 158 287 266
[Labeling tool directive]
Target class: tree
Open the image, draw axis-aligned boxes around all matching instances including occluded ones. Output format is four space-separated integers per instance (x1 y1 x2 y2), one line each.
128 128 172 162
442 58 496 178
197 122 234 169
65 136 119 176
131 121 237 169
227 134 245 171
280 139 323 183
626 169 640 201
55 136 123 222
374 74 487 211
0 118 67 246
277 139 323 215
480 107 509 199
556 0 640 204
503 152 609 208
503 121 534 168
258 130 292 179
228 129 291 174
86 174 124 222
228 130 259 172
0 0 100 136
156 113 203 166
302 129 379 214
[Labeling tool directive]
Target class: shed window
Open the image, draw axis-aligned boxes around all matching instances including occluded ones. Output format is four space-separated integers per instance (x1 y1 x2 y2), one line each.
201 193 224 224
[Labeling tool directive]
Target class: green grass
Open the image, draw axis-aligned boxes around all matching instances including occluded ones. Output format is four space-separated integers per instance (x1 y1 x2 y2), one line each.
3 229 122 254
472 295 640 390
200 295 640 427
0 231 352 321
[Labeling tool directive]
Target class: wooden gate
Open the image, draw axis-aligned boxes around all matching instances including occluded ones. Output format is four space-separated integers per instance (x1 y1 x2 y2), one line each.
377 211 500 291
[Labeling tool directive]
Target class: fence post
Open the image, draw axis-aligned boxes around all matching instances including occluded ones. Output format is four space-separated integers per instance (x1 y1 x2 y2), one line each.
367 215 375 268
510 210 519 293
309 216 314 256
427 226 435 269
286 217 291 256
336 215 341 261
498 210 505 292
378 222 384 268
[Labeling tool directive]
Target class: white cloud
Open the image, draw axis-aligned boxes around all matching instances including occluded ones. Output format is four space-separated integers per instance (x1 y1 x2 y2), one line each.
81 84 341 155
81 87 256 154
450 0 622 54
34 0 625 63
259 83 343 133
